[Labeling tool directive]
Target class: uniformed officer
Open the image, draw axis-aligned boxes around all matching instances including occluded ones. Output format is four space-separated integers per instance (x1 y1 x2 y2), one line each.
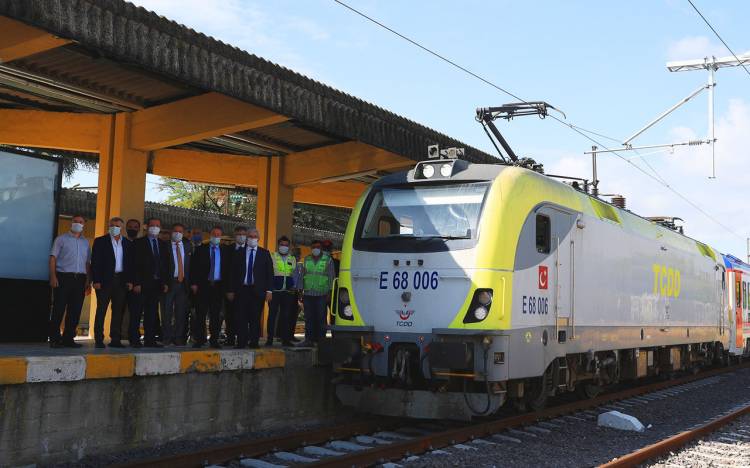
295 240 335 347
266 235 297 347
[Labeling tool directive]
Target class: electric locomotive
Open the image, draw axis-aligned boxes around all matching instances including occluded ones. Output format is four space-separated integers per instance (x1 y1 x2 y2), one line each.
330 157 737 420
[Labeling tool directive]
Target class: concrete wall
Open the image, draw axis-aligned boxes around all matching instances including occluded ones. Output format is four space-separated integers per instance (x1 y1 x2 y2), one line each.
0 350 336 466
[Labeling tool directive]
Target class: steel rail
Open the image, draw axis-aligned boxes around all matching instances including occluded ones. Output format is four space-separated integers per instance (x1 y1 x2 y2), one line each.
599 401 750 467
111 419 403 468
308 363 749 467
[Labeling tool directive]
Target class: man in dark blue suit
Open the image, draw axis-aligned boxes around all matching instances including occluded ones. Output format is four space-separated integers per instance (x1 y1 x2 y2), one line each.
131 217 170 347
190 225 230 348
161 222 192 346
91 217 134 348
227 227 274 349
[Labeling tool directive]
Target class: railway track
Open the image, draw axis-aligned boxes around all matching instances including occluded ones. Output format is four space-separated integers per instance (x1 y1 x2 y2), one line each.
115 363 748 468
601 399 750 467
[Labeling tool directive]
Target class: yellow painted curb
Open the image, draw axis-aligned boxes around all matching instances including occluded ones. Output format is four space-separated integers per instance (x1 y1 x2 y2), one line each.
0 357 27 385
254 349 286 369
180 351 221 373
85 354 135 379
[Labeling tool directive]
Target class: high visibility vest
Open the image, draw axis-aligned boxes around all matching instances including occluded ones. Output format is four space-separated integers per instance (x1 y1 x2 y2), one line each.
303 254 331 293
271 252 296 276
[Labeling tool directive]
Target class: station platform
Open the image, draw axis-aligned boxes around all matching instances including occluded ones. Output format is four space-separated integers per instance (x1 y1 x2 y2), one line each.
0 341 335 466
0 340 293 385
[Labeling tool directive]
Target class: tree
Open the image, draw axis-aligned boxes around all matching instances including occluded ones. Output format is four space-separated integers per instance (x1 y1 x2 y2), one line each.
159 178 257 219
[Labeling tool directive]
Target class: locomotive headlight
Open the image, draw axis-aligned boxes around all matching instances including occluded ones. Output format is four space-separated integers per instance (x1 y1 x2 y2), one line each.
339 287 350 305
473 306 488 321
343 305 353 318
421 164 435 178
440 162 453 177
476 290 492 306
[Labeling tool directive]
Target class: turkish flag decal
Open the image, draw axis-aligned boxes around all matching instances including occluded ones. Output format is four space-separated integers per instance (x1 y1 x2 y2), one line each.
538 265 548 290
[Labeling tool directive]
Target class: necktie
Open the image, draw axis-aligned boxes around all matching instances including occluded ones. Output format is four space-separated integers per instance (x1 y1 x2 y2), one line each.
176 243 184 282
209 246 215 283
151 238 159 278
247 248 255 285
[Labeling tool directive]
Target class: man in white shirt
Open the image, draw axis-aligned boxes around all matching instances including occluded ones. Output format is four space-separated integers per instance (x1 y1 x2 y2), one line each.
91 217 134 348
161 222 191 346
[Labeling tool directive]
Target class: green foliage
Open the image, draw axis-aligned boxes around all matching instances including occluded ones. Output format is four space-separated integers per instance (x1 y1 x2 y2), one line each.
159 178 257 219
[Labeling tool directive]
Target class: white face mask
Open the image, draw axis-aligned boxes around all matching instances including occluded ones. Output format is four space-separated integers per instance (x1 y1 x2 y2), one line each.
247 238 259 248
210 236 221 246
311 248 321 257
109 226 121 237
147 226 161 237
71 222 84 233
278 245 289 255
235 235 247 245
172 232 183 242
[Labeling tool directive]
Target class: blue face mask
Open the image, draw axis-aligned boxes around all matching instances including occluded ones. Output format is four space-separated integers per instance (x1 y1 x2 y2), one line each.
192 235 202 243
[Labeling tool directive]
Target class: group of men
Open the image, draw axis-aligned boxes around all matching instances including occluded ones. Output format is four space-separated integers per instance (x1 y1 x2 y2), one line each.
49 215 337 349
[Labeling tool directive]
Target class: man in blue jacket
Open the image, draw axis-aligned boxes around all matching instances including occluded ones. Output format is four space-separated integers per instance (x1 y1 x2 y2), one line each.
91 217 133 348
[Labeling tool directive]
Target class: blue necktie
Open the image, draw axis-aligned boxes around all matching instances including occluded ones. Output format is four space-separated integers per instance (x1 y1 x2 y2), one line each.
209 246 216 282
151 238 159 278
247 248 255 285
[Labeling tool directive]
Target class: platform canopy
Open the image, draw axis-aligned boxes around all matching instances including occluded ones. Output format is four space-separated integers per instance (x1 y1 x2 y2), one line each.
0 0 496 247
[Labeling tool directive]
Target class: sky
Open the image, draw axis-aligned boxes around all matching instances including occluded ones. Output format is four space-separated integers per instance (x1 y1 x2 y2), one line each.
71 0 750 256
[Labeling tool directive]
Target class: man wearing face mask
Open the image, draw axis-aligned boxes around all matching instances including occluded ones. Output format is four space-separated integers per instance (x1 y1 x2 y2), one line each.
223 225 248 346
190 226 229 348
189 227 203 254
91 217 134 348
131 217 170 347
125 219 141 241
49 214 91 348
161 223 191 346
266 235 297 347
227 227 274 349
295 240 335 347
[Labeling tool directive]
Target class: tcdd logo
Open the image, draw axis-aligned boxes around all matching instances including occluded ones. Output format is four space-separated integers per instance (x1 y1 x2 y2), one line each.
395 309 415 327
538 265 548 290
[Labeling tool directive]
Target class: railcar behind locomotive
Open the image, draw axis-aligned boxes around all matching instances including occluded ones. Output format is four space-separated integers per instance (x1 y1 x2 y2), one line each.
330 157 741 420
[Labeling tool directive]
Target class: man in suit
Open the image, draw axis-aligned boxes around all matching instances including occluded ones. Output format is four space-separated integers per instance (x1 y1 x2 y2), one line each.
131 217 169 347
190 225 229 348
223 225 248 346
227 227 274 349
91 217 133 348
161 222 191 346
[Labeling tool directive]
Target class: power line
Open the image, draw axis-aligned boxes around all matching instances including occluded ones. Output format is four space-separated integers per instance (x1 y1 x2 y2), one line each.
686 0 750 79
332 0 744 239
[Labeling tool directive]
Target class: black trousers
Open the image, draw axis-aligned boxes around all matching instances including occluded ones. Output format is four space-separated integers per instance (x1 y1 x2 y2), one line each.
235 285 265 346
194 281 224 344
267 290 296 342
129 281 161 344
94 274 128 343
49 272 86 344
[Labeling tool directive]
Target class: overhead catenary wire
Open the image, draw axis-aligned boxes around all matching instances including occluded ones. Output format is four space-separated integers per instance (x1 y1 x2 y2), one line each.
686 0 750 79
332 0 744 240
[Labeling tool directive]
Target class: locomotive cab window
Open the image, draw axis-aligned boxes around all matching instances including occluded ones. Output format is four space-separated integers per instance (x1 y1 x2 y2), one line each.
536 214 551 253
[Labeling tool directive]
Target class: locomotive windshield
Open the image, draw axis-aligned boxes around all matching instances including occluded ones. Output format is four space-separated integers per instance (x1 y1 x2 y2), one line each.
355 182 489 252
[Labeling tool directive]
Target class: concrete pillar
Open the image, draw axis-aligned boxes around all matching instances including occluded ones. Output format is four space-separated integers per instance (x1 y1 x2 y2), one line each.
255 156 294 251
90 113 148 339
254 156 294 338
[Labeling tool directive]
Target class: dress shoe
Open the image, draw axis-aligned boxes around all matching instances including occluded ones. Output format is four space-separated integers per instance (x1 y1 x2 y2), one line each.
175 340 186 347
144 342 163 348
191 342 203 348
50 340 63 348
95 342 106 349
109 341 125 348
290 336 301 343
248 342 259 349
63 341 83 348
296 340 315 348
209 342 222 349
130 341 142 348
225 338 236 346
233 344 245 349
264 339 273 347
281 340 294 347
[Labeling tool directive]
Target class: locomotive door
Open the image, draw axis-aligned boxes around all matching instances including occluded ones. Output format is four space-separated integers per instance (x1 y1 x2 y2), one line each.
552 209 576 341
733 271 744 352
